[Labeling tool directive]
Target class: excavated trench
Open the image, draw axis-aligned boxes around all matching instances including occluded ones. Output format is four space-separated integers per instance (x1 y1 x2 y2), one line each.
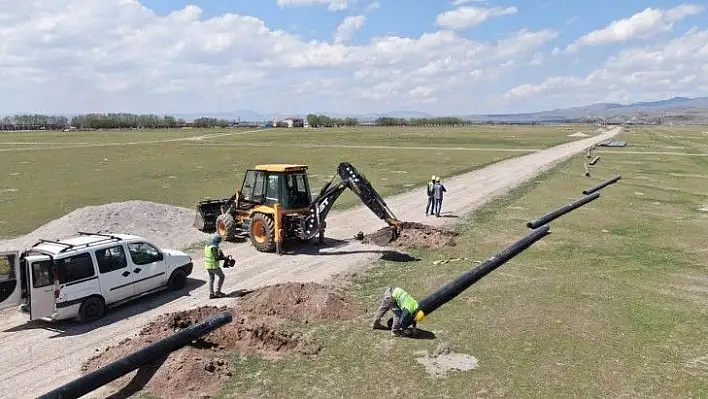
83 282 362 398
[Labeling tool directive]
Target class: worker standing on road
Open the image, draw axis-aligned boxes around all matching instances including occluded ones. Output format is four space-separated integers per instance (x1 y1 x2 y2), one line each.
371 286 424 336
433 177 447 217
204 235 227 299
426 175 436 216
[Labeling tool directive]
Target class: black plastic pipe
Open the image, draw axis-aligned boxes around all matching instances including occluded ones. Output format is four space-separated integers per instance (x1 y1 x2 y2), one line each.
589 156 600 166
399 225 550 329
38 311 233 399
526 192 600 229
582 174 622 195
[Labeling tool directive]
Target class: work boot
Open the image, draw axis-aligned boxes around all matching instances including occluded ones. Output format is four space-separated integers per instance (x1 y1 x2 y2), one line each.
371 321 385 330
214 291 226 298
209 293 216 299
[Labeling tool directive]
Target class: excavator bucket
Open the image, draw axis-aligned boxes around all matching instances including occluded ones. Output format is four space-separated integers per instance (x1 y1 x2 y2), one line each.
194 198 230 232
368 226 399 246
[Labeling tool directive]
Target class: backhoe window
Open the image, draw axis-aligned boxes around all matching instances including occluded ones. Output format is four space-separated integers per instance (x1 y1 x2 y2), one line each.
283 173 311 208
252 172 265 202
266 174 280 203
241 171 257 201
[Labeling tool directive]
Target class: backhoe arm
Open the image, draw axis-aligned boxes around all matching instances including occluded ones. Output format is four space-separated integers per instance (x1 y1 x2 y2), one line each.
299 162 400 240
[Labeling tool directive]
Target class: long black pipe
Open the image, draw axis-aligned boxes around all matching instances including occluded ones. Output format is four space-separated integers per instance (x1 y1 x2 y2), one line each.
38 311 233 399
399 225 550 329
582 174 622 195
526 192 600 229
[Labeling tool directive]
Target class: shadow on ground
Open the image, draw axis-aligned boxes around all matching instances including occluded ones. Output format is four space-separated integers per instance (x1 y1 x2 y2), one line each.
282 237 420 262
3 278 205 338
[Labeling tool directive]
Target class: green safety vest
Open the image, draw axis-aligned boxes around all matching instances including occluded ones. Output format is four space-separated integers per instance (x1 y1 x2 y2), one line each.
204 245 218 269
427 182 434 193
392 287 419 314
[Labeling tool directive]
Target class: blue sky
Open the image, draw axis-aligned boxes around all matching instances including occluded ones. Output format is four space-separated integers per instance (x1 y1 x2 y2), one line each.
1 0 707 116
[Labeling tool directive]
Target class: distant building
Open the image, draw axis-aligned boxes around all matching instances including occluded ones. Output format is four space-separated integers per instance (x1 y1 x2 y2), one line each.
283 116 304 128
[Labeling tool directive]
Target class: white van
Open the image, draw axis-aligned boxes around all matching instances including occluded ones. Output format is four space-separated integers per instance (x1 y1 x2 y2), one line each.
0 232 194 323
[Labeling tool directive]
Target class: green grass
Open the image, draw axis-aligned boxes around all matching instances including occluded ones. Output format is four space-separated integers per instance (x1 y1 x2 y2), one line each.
211 126 708 398
207 124 585 148
0 125 578 238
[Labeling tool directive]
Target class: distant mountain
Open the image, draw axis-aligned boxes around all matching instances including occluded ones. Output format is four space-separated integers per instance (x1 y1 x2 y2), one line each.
171 110 432 121
463 96 708 123
5 96 706 124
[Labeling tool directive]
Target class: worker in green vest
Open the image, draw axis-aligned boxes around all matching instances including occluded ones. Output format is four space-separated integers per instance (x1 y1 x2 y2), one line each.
371 286 425 336
204 235 227 299
426 175 436 216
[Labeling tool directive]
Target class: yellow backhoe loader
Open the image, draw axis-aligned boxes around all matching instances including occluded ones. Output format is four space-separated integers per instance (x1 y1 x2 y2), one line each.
193 162 401 254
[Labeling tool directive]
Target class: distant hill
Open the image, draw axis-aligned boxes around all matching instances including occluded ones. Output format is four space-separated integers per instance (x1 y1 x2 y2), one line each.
463 96 708 123
174 97 708 123
5 96 706 124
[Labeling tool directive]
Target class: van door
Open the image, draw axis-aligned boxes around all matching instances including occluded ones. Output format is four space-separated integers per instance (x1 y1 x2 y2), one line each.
26 258 56 320
94 245 136 303
126 242 168 293
0 251 21 311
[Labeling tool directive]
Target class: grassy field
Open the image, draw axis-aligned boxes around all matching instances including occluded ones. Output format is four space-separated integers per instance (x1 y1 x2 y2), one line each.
213 125 708 398
0 125 583 238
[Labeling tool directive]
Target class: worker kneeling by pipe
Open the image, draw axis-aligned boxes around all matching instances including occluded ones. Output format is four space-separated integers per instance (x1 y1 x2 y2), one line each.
371 286 425 337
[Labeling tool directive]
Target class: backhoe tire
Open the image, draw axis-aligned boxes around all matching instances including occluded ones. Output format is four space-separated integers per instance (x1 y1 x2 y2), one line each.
249 213 276 252
216 212 238 241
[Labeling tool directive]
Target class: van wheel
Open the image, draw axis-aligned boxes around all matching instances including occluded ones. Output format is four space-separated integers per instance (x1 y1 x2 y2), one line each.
168 269 187 291
79 297 105 323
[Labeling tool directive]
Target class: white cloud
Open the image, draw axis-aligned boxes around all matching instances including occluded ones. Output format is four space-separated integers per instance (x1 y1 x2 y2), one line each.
503 28 708 106
276 0 349 11
366 2 379 12
0 0 558 114
436 6 518 30
566 4 704 52
334 15 366 43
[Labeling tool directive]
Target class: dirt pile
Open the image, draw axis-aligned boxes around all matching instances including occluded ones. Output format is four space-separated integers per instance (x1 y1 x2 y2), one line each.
83 282 361 398
236 282 361 323
356 221 459 249
0 200 210 251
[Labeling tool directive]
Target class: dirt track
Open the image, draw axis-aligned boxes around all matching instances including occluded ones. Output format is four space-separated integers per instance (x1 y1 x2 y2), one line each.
0 127 621 398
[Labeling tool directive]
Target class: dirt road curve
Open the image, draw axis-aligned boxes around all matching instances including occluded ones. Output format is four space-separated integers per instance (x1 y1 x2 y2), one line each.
0 127 621 398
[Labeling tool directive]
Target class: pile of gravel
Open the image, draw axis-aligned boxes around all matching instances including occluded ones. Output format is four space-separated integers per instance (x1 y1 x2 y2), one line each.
0 200 212 252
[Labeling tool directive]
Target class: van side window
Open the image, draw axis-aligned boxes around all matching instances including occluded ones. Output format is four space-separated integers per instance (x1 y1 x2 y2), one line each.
127 243 162 265
55 253 95 284
32 260 54 288
96 245 128 273
0 254 15 280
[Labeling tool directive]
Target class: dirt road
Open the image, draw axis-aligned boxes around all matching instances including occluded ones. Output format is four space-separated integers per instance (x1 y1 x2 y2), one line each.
0 127 621 398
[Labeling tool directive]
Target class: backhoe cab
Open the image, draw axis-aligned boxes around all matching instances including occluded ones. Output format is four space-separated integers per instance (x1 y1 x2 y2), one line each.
194 162 401 254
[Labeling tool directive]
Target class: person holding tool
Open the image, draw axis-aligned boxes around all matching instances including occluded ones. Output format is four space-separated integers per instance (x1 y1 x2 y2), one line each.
203 235 235 299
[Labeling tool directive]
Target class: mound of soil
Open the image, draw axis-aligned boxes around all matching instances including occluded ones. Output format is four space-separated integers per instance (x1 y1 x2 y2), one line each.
83 282 361 398
235 282 361 323
0 200 210 251
356 221 459 249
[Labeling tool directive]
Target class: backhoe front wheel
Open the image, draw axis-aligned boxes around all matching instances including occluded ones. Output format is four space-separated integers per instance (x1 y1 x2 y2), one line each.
216 212 239 241
249 213 276 252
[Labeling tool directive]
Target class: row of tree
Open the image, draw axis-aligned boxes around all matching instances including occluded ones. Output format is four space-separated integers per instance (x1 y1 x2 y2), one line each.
1 113 480 131
306 114 470 127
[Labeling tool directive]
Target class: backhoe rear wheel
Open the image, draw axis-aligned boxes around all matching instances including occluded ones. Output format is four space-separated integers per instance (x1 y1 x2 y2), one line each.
216 212 238 241
249 213 276 252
